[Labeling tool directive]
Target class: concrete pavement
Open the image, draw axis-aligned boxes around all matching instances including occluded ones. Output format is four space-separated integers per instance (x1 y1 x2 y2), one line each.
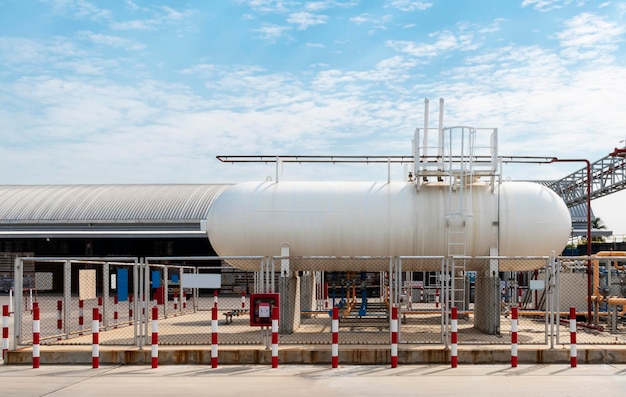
1 364 626 397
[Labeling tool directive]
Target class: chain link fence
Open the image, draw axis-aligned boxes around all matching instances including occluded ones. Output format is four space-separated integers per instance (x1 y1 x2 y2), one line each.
9 254 626 352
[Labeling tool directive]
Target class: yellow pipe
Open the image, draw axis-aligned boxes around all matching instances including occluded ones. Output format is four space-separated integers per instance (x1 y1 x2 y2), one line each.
592 251 626 296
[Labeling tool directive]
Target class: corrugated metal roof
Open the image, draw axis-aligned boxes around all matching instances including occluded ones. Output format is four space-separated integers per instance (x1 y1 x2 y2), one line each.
0 184 231 224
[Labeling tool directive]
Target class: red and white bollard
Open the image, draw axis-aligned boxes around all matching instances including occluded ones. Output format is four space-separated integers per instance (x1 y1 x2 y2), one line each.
211 306 218 368
173 291 178 311
391 306 398 368
570 307 577 367
331 307 339 368
92 308 99 368
182 291 187 310
57 300 63 339
33 306 40 368
129 295 134 320
151 306 159 369
271 307 279 368
435 288 440 309
213 290 218 308
78 299 84 335
511 306 518 367
420 287 424 303
451 307 458 368
113 296 119 328
2 305 8 360
241 291 246 309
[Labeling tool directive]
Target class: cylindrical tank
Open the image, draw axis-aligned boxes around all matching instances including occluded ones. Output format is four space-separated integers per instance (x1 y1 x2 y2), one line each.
206 181 571 271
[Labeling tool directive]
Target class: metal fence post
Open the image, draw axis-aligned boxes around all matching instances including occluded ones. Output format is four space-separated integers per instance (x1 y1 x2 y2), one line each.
13 257 23 347
63 260 71 339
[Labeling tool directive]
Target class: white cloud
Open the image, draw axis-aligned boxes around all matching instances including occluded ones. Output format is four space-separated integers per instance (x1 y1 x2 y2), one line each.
252 24 292 40
387 31 459 57
521 0 573 12
287 12 329 30
236 0 292 13
387 0 433 12
41 0 111 20
556 13 624 62
76 31 145 51
110 5 194 31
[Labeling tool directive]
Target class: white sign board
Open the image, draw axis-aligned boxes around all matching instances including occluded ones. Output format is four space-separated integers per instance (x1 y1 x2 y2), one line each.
529 280 545 290
181 273 221 289
258 302 271 318
79 269 97 300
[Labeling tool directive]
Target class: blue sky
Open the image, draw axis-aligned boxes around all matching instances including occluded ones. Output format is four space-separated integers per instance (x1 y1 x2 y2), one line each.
1 0 626 234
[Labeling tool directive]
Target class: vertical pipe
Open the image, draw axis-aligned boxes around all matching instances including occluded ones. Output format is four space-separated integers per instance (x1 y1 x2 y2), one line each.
570 307 577 367
438 98 444 159
211 306 218 368
451 306 458 368
241 291 246 310
32 306 40 368
103 263 109 330
271 307 279 368
13 257 22 347
391 306 398 368
63 260 71 340
423 98 430 159
331 307 339 368
133 259 139 347
511 306 518 367
151 306 158 369
92 308 99 368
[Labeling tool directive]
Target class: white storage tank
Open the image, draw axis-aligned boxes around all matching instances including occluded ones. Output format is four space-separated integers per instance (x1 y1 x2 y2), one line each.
206 180 571 271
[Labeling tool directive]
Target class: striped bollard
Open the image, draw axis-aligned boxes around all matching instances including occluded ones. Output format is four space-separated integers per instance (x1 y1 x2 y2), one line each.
211 306 218 368
33 306 40 368
570 307 577 367
213 290 218 308
173 292 178 311
511 306 518 367
435 288 440 309
391 306 398 368
331 307 339 368
451 307 458 368
129 295 133 320
78 299 84 335
182 291 187 310
57 300 63 339
271 307 279 368
113 296 119 328
2 305 8 360
241 291 246 309
92 308 99 368
151 306 159 368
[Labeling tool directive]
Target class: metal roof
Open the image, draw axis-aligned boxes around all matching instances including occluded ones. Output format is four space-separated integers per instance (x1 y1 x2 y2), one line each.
0 184 231 238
